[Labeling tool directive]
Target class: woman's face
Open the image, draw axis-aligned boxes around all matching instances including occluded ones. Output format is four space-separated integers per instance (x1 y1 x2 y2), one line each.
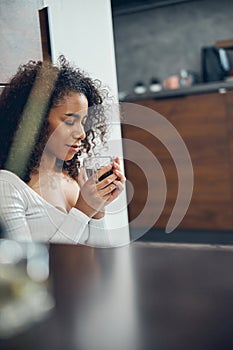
45 92 88 162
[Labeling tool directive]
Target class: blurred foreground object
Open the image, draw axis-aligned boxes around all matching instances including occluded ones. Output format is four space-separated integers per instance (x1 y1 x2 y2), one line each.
0 240 54 338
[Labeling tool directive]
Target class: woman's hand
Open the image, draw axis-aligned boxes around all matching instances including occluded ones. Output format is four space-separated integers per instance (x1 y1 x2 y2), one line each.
75 156 125 218
104 156 126 205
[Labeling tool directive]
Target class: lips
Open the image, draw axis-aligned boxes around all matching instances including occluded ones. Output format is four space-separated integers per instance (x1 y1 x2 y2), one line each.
66 144 79 152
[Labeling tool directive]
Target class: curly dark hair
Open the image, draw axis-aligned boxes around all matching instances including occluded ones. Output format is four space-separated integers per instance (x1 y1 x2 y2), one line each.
0 56 111 182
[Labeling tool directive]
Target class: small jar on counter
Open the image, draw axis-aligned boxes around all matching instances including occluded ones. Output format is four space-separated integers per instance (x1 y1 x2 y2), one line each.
149 78 162 92
133 81 147 95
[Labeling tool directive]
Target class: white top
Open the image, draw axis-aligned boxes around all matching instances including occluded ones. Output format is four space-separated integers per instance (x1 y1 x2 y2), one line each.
0 170 111 247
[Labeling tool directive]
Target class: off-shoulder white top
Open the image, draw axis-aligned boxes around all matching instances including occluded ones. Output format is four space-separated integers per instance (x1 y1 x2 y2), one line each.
0 170 111 247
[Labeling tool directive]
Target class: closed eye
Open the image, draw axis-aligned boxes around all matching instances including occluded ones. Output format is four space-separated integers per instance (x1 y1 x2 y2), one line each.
64 118 75 126
63 113 88 126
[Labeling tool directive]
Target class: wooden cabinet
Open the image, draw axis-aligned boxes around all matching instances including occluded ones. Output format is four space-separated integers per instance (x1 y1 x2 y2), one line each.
121 90 233 231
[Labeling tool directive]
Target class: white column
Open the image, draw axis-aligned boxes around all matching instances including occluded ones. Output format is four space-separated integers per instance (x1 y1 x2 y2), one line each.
43 0 130 245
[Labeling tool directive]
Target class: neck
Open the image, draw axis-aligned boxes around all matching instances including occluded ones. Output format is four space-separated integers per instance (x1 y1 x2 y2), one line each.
38 154 63 174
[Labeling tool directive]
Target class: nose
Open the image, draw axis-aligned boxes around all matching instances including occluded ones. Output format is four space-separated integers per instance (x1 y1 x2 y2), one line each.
72 122 86 141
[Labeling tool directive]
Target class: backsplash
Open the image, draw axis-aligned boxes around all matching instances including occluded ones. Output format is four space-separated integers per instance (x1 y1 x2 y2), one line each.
112 0 233 97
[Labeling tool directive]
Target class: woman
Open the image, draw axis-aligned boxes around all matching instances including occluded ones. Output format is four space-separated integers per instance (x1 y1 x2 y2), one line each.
0 56 125 246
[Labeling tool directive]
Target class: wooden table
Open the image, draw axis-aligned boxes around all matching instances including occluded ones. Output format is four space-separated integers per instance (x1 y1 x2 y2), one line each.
1 242 233 350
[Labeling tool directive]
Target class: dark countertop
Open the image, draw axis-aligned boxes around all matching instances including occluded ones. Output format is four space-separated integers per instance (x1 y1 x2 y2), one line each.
1 241 233 350
122 80 233 102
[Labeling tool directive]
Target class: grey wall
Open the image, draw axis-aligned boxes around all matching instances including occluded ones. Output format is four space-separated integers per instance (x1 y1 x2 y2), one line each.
0 0 42 83
112 0 233 95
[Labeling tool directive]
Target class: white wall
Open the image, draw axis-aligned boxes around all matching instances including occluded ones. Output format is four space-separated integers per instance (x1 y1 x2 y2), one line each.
43 0 118 95
42 0 129 246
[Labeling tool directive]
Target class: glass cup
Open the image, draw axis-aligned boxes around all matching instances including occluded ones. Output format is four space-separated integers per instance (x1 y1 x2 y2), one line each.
83 156 114 180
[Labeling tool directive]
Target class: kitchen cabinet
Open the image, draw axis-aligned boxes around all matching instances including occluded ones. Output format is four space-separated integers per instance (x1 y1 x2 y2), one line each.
121 90 233 231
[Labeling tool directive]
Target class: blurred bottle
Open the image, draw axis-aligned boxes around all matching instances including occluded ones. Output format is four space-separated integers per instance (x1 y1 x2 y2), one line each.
180 69 198 87
179 69 191 87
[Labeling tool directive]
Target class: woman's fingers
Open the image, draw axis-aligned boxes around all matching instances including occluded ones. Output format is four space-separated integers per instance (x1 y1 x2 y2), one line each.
114 156 120 165
96 160 125 200
76 157 126 216
96 162 125 184
100 183 117 197
112 159 126 182
114 180 124 191
112 161 120 172
114 169 126 183
97 164 113 180
103 180 124 203
96 173 117 190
